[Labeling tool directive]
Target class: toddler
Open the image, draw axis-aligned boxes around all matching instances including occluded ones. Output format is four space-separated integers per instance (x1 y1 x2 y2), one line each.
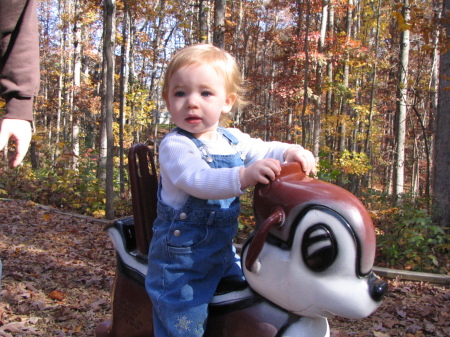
145 44 316 337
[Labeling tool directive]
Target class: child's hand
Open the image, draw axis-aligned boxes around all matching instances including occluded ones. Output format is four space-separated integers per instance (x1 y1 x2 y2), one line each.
284 145 316 175
239 158 281 189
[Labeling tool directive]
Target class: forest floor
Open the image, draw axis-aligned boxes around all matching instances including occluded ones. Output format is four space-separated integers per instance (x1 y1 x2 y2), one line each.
0 199 448 337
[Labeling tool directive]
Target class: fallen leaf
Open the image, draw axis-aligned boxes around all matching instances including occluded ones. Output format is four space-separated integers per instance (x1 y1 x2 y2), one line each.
396 309 407 318
0 322 27 333
74 323 83 333
373 331 390 337
48 290 65 301
31 300 47 310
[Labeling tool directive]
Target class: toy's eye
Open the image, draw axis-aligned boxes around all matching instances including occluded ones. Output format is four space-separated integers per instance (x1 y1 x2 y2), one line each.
302 224 337 272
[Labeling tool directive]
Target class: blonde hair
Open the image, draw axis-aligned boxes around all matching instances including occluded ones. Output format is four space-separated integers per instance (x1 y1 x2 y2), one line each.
162 44 245 111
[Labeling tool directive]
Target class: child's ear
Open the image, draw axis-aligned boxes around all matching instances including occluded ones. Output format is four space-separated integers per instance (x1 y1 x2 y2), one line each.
223 93 237 113
163 92 170 110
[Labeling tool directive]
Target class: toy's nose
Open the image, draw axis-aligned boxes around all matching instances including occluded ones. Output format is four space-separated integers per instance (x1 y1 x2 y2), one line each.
368 273 388 301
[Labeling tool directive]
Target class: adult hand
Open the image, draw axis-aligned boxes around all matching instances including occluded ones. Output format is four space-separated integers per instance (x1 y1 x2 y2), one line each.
0 118 32 168
239 158 281 189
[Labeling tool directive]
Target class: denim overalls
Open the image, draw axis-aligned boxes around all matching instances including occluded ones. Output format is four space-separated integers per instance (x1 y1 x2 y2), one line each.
146 127 245 337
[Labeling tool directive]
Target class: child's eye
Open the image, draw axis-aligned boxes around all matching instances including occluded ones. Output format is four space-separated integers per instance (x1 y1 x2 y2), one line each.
201 91 212 97
174 91 185 97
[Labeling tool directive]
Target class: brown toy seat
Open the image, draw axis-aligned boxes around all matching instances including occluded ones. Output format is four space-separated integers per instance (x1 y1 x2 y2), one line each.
127 143 158 258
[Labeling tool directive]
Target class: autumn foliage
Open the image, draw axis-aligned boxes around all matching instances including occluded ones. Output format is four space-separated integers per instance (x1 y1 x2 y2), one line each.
0 0 448 273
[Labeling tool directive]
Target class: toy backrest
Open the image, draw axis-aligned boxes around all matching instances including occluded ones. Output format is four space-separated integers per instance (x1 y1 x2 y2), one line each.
128 143 158 257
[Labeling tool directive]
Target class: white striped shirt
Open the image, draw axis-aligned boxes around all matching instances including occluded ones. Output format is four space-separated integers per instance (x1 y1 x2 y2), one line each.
159 128 295 210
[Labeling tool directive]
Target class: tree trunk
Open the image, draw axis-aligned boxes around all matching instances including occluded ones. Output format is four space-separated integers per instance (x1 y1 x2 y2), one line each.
213 0 226 48
150 0 167 143
433 0 450 227
149 0 165 100
325 3 334 117
286 108 292 142
129 25 138 144
338 0 353 186
98 70 107 182
54 0 65 161
30 140 38 169
199 0 209 43
103 0 116 219
300 0 310 147
119 2 131 194
365 0 381 154
71 0 81 170
394 0 410 196
312 0 328 160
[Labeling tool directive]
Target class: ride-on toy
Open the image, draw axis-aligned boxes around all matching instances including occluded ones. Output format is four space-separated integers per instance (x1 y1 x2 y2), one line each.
96 143 387 337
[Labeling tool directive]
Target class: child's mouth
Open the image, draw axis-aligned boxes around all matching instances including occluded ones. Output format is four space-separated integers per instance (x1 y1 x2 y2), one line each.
186 116 202 124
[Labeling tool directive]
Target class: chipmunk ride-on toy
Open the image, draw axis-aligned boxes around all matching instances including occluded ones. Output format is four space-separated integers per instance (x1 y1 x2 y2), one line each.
96 143 387 337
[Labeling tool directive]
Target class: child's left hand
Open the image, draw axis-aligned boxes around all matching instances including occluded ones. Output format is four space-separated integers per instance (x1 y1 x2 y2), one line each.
284 145 316 175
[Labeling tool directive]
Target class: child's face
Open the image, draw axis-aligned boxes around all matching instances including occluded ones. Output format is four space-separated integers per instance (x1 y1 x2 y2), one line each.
164 63 236 140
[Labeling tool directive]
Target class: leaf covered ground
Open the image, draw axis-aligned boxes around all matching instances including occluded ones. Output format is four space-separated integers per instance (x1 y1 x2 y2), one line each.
0 199 449 336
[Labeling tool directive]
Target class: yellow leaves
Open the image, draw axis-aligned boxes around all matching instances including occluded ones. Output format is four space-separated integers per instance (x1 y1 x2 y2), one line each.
337 150 372 176
31 133 45 143
392 11 412 32
92 209 106 218
42 213 51 222
347 59 369 68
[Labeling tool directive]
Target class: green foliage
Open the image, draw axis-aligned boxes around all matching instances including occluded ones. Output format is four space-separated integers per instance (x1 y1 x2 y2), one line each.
316 155 343 183
0 150 132 219
364 190 449 274
237 188 255 244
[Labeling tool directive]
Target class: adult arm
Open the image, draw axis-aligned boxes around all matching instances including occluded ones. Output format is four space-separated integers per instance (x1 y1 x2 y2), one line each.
0 0 39 167
0 0 40 120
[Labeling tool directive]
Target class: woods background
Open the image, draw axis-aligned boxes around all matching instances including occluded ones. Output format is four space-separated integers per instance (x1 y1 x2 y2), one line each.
0 0 449 269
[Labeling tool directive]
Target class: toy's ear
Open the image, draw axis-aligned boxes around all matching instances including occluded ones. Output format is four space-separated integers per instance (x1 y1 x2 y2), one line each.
245 207 285 273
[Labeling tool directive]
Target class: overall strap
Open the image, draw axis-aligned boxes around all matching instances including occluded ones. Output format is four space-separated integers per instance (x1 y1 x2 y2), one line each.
217 127 239 145
174 127 238 146
217 127 245 160
174 127 241 163
173 127 204 147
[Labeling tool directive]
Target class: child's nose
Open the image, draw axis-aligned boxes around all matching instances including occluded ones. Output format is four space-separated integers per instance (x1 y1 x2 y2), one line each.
186 95 199 108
